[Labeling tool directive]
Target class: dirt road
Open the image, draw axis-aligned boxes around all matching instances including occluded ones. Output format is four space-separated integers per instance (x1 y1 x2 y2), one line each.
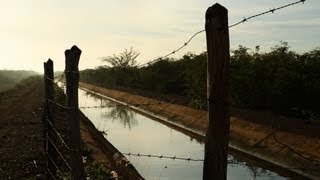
0 77 46 178
0 77 143 179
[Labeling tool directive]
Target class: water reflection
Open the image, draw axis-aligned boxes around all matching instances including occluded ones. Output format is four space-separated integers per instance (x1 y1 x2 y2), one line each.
102 105 138 130
228 152 281 180
79 88 290 180
84 91 138 130
248 166 270 180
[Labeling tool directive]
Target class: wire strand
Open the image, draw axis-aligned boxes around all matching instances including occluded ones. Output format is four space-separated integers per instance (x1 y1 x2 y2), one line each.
123 152 204 162
137 0 306 67
47 135 72 171
47 152 65 177
45 115 70 150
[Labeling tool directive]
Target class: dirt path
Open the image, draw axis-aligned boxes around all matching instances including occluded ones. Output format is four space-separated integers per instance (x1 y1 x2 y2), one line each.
80 82 320 179
0 77 143 179
0 77 46 179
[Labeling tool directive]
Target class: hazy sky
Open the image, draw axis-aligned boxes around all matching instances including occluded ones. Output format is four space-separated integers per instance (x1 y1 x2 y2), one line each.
0 0 319 72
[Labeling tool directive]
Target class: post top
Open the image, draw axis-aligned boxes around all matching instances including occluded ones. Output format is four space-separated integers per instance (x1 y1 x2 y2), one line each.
71 45 81 53
65 45 82 56
206 3 228 19
65 45 81 71
47 58 53 64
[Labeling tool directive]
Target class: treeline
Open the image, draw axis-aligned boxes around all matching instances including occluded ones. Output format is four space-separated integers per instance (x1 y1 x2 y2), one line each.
0 70 37 91
80 42 320 119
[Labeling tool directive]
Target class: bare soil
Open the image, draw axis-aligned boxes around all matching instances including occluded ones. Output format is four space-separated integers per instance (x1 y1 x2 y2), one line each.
80 82 320 179
0 77 143 179
0 77 46 179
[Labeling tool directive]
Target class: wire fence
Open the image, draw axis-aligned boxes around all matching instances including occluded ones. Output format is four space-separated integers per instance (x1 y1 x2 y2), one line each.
40 0 320 179
43 61 73 179
123 152 204 162
122 152 320 172
137 0 306 67
43 48 88 179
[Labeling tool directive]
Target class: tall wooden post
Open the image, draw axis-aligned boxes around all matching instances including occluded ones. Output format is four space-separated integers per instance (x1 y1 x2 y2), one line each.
65 45 85 179
203 3 230 180
44 59 56 178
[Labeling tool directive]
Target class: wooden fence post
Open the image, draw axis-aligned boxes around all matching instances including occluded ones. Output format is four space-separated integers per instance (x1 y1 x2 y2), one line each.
44 59 57 178
203 3 230 180
65 45 85 179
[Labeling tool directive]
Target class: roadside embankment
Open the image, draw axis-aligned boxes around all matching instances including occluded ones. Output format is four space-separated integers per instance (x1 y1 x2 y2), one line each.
79 111 144 180
80 82 320 179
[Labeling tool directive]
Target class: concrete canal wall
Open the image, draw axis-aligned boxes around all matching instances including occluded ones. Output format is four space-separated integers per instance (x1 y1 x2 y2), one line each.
79 82 320 179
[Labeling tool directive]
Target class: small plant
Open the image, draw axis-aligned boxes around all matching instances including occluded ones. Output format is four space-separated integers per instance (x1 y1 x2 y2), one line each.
81 140 92 158
85 161 113 180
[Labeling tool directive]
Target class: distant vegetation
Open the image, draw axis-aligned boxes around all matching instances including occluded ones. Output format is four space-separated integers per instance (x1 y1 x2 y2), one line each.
0 70 38 92
80 42 320 120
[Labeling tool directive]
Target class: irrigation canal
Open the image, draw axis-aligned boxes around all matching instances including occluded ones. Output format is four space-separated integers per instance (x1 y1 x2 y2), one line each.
78 88 290 180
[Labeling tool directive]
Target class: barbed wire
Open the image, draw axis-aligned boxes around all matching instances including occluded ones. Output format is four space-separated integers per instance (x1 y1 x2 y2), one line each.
79 101 164 109
46 152 65 178
47 167 58 180
45 115 70 151
49 97 166 110
54 73 65 85
46 82 320 176
229 0 305 28
137 0 306 67
47 135 72 171
123 152 204 162
123 152 319 172
49 71 206 109
51 71 320 167
137 29 205 67
48 72 181 110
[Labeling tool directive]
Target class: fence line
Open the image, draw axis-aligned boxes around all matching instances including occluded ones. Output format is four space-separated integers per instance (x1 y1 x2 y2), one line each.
45 115 70 150
123 152 320 172
46 152 64 178
137 0 306 67
228 0 305 28
46 75 195 109
43 46 85 179
48 96 166 110
40 1 315 179
123 152 204 162
52 71 320 166
47 167 58 180
49 65 320 177
47 135 72 170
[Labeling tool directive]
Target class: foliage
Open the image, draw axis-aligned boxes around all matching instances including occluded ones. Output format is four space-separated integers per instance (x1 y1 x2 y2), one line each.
80 43 320 118
85 161 113 180
101 47 140 68
81 139 92 158
230 42 320 118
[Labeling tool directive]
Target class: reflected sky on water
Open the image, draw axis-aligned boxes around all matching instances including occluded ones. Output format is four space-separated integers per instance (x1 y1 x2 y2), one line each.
79 88 289 180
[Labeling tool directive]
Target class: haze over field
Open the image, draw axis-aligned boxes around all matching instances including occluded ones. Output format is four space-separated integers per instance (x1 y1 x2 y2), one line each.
0 70 37 91
0 0 319 72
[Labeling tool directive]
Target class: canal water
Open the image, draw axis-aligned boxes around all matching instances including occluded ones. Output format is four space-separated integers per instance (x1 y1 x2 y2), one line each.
78 88 288 180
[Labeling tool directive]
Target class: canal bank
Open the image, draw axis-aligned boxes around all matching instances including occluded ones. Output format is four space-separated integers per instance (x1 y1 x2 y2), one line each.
79 111 144 180
79 82 320 179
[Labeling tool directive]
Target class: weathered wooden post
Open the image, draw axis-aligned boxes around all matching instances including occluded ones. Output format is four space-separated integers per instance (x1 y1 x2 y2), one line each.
203 3 230 180
65 45 85 179
44 59 57 178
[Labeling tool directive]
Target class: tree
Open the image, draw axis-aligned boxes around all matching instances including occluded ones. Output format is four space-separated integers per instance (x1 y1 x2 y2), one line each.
101 47 140 68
